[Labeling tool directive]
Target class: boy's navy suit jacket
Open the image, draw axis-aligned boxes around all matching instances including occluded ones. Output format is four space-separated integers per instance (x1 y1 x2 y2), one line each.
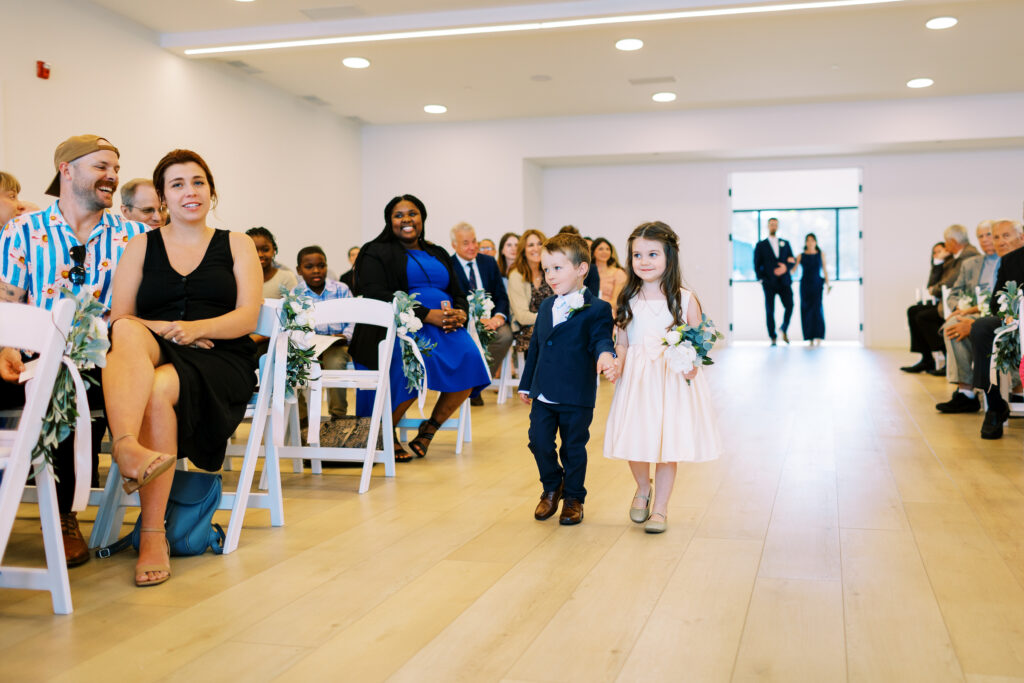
519 289 615 409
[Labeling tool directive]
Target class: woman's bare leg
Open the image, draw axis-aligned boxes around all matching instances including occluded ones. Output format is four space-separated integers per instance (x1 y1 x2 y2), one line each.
102 319 174 479
135 364 180 584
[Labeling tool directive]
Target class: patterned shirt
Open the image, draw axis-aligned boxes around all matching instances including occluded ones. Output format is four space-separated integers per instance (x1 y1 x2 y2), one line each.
292 278 355 339
0 202 148 311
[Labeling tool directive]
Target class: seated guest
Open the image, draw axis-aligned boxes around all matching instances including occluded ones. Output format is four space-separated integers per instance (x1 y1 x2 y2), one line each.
349 194 490 461
449 221 513 405
339 245 359 289
0 171 25 226
103 149 261 586
497 232 519 282
936 221 998 412
293 245 353 421
508 229 552 355
247 226 296 299
901 227 979 374
937 219 1024 438
590 237 627 317
17 200 41 216
478 238 497 257
558 225 600 296
0 136 147 567
120 178 166 228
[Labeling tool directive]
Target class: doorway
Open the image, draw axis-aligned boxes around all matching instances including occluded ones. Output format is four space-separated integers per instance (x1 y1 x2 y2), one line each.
729 168 862 343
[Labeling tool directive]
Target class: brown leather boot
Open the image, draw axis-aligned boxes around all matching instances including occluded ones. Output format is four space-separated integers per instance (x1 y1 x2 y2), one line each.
559 498 584 525
534 482 563 520
60 512 90 567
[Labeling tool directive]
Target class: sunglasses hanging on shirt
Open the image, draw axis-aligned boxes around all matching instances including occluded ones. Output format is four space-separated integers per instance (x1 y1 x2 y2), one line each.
69 245 86 286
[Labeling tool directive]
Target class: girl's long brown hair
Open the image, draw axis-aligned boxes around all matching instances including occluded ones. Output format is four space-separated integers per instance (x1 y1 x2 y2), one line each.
511 229 547 282
615 221 687 330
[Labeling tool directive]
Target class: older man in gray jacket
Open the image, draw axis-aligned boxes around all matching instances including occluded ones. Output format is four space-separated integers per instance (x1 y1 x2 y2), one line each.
937 220 1013 413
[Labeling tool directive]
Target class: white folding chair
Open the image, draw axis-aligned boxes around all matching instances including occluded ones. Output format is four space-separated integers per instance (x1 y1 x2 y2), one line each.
941 284 951 314
0 299 76 614
89 303 290 555
494 347 524 405
397 308 482 455
279 298 397 493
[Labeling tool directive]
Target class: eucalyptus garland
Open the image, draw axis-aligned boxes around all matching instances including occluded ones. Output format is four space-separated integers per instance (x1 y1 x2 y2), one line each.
279 286 317 402
466 288 496 363
993 281 1022 376
32 289 109 479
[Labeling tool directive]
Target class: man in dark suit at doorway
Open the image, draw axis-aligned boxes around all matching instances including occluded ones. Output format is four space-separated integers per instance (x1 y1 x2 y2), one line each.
753 217 796 345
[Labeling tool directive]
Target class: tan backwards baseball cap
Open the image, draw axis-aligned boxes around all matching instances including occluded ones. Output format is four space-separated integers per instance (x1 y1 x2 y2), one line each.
44 134 120 197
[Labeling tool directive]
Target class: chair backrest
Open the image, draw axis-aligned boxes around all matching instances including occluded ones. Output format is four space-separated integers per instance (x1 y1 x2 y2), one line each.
941 285 951 312
0 299 74 557
312 298 396 367
0 300 73 435
255 299 282 338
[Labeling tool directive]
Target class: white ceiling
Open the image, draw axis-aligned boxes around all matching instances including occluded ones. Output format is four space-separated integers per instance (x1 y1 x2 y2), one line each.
90 0 1024 125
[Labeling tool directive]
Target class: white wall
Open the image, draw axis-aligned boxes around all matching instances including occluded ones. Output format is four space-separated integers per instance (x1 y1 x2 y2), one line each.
362 94 1024 348
0 0 362 272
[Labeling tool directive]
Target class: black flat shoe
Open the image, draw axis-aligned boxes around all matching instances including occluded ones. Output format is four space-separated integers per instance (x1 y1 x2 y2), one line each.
408 418 442 458
900 359 934 373
981 406 1010 440
936 391 981 414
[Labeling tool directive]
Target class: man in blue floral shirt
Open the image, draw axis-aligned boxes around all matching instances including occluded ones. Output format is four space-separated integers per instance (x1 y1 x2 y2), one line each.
0 135 148 566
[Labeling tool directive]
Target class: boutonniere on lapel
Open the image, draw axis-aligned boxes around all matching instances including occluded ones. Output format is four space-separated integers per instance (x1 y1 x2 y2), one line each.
779 239 787 246
565 289 589 320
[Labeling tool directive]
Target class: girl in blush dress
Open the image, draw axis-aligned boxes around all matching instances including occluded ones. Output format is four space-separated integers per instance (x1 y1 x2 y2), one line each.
603 222 721 534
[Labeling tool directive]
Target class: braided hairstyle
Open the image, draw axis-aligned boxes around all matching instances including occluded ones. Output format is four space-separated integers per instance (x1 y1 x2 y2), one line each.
615 221 687 331
245 227 279 255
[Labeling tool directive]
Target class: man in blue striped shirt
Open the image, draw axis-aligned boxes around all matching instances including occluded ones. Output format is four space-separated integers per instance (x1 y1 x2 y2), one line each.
0 134 148 566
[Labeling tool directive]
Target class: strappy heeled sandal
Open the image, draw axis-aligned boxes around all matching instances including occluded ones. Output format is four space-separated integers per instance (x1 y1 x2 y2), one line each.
112 434 176 494
394 429 413 463
408 418 442 459
136 528 171 587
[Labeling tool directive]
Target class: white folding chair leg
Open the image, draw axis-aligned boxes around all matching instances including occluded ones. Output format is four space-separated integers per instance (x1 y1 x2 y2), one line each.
455 399 471 455
287 403 303 473
35 467 72 614
497 351 512 405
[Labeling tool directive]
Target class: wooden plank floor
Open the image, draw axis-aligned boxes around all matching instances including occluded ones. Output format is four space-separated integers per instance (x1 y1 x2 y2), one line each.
3 344 1024 682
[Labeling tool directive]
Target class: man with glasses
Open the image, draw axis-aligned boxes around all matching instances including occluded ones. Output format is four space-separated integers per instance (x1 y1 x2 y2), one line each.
0 135 149 567
119 178 166 228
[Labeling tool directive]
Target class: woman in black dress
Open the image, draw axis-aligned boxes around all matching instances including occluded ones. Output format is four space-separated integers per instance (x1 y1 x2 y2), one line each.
103 150 262 586
796 233 830 345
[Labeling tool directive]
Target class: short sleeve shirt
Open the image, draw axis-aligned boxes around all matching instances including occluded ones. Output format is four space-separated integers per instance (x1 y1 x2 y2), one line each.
0 202 148 311
292 278 355 338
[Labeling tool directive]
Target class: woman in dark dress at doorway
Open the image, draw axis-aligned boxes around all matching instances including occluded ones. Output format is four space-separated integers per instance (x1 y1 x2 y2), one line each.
796 232 829 345
103 149 262 587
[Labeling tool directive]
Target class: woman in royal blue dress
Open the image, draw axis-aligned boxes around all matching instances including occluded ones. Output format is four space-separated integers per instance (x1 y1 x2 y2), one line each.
796 232 830 345
349 194 490 461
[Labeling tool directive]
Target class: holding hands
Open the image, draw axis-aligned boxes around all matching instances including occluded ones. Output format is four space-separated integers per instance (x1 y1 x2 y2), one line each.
945 316 974 341
597 352 618 382
0 346 25 383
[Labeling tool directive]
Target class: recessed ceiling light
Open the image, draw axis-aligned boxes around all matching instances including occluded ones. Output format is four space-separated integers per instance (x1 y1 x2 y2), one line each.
342 57 370 69
907 77 934 88
234 0 255 3
652 92 677 102
424 104 447 114
185 0 906 56
616 38 644 51
925 16 957 30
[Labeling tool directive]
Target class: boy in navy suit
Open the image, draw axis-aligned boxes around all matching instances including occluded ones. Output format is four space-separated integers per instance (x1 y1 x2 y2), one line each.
753 217 797 345
519 233 616 525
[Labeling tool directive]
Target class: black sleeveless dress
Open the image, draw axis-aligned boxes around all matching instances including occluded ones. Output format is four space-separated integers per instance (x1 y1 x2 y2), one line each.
136 229 257 471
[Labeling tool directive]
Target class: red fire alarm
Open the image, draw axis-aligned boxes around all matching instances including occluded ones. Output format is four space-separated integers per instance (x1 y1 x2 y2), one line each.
36 61 50 79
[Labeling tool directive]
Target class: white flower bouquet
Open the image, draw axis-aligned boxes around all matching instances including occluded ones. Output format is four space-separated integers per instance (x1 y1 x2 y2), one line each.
660 314 725 386
393 292 436 393
466 288 496 362
993 281 1021 376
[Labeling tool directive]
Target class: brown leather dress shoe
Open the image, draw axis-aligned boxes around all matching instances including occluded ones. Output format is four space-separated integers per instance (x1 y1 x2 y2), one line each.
534 482 563 520
60 512 90 567
559 498 584 525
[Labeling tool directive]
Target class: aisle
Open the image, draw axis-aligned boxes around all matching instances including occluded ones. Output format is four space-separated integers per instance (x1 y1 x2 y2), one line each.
2 344 1024 682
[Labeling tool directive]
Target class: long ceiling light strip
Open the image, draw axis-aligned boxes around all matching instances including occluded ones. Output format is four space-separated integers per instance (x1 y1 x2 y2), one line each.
184 0 904 56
